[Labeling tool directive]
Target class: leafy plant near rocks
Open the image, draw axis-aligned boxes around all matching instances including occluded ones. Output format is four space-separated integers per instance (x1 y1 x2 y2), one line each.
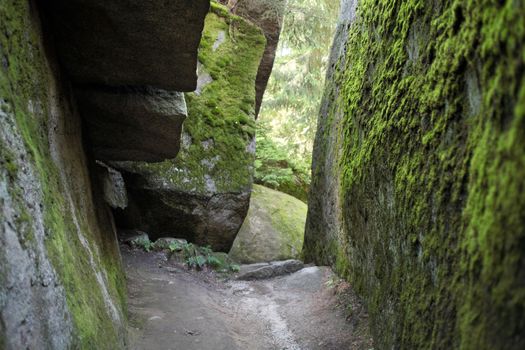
128 235 240 272
165 241 240 272
167 240 184 253
130 236 154 252
180 243 240 272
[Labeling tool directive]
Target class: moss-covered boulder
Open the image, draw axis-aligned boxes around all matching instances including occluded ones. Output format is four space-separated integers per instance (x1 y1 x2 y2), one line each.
113 3 266 252
229 185 306 263
304 0 525 348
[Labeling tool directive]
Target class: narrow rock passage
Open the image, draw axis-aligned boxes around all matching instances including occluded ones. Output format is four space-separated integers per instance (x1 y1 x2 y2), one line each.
123 247 372 350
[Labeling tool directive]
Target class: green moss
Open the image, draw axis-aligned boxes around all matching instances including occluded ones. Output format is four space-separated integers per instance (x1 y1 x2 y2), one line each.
126 4 266 195
1 1 126 347
0 144 19 179
44 200 125 348
306 0 525 348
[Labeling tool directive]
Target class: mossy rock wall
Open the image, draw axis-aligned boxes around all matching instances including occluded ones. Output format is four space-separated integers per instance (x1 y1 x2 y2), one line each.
304 0 525 348
1 2 126 348
114 3 266 252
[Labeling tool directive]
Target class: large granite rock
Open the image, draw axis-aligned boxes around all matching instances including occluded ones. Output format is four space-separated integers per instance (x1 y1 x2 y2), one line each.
76 87 187 162
229 185 306 263
111 172 251 252
304 0 525 348
112 4 266 252
303 0 356 270
42 0 210 91
1 2 126 347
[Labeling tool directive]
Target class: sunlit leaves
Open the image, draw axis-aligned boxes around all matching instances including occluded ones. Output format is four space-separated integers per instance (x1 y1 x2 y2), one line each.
258 0 340 163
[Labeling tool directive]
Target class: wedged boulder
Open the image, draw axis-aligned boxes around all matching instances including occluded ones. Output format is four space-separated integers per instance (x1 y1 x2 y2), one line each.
42 0 210 91
111 4 266 252
76 87 187 162
110 164 252 252
229 185 307 263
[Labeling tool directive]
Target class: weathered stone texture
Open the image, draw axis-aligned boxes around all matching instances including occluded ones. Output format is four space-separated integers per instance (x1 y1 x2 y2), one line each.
234 0 285 117
42 0 210 91
303 0 357 268
304 0 525 348
41 0 209 164
77 87 187 162
1 1 126 348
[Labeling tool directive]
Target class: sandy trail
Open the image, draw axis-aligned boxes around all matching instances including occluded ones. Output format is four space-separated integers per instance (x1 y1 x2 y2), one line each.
123 247 372 350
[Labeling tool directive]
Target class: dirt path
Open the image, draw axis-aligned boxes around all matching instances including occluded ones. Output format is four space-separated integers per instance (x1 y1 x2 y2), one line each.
123 246 372 350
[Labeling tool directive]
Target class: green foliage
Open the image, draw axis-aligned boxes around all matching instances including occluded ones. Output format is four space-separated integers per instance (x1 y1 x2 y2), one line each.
131 237 154 252
167 241 184 253
281 0 340 50
254 120 310 201
186 255 207 270
169 242 240 272
255 0 339 202
205 255 223 269
258 0 340 164
216 0 286 24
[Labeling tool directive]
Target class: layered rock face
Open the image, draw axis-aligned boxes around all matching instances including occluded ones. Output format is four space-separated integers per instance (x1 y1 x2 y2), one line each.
229 185 306 263
305 0 525 349
113 3 266 252
1 2 126 347
41 0 209 162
